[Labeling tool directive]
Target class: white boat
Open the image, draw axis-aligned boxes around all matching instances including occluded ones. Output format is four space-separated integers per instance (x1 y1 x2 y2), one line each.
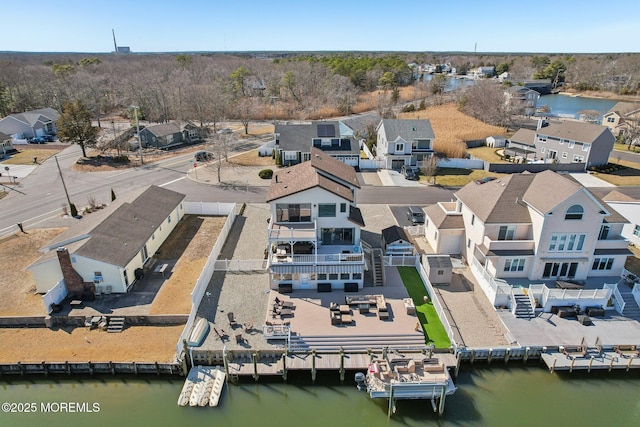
209 368 227 407
360 357 457 401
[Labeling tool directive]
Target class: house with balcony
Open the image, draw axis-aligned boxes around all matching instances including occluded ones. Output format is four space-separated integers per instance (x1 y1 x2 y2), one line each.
504 86 539 117
424 170 630 312
266 148 365 292
602 101 640 137
274 121 360 167
376 119 435 169
602 190 640 249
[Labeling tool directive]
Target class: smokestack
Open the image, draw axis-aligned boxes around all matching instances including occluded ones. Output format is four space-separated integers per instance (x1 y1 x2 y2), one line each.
112 29 118 54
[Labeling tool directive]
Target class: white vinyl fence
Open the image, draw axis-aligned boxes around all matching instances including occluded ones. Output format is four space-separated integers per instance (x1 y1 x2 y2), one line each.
42 279 68 314
437 158 485 170
176 203 237 356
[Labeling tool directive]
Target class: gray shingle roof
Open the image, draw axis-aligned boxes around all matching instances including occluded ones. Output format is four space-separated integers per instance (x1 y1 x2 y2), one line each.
143 122 182 137
276 121 359 155
508 128 536 147
379 119 434 142
423 204 464 229
536 121 610 144
31 186 185 268
382 225 408 244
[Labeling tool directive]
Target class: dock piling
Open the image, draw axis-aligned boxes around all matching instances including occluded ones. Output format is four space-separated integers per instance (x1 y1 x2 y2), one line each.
488 349 493 364
438 384 447 415
339 347 345 382
282 349 288 381
524 347 530 363
88 360 94 376
252 352 259 381
42 361 47 376
311 349 317 383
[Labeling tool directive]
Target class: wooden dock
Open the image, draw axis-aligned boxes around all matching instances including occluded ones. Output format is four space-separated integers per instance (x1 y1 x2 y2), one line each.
542 351 640 372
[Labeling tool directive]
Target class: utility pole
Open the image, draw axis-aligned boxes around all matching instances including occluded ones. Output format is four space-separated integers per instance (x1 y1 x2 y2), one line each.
132 105 143 165
55 156 73 214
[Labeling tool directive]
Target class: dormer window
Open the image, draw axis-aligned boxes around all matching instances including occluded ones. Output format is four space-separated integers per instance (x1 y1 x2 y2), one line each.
565 205 584 220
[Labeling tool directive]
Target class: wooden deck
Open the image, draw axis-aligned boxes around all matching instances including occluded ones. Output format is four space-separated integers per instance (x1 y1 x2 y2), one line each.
542 351 640 372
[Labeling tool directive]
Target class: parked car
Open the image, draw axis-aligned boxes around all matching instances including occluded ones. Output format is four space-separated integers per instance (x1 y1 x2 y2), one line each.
41 135 54 142
194 151 214 162
406 206 425 225
400 165 416 180
217 128 233 134
28 137 46 144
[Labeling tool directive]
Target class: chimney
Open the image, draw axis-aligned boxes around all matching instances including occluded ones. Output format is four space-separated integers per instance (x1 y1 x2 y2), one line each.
537 118 548 130
56 248 96 300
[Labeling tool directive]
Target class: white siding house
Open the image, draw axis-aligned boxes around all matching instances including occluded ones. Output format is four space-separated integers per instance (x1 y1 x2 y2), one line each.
266 148 365 291
28 186 186 295
376 119 435 169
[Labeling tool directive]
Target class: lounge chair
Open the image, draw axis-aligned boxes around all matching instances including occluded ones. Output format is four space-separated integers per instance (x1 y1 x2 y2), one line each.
274 297 294 308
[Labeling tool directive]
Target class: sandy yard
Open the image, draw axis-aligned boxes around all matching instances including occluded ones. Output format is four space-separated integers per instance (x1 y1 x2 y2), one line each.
150 215 226 314
0 326 183 363
0 228 68 316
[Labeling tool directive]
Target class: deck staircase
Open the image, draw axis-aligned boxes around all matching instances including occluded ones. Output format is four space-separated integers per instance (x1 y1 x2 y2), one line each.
287 333 426 352
620 292 640 318
372 250 384 287
513 294 535 319
107 317 126 333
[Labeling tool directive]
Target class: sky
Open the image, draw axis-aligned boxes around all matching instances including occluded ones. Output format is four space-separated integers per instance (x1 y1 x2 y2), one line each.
2 0 639 53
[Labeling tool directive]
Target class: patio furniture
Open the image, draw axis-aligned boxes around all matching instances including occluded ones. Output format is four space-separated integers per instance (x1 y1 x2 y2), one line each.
329 302 339 312
279 308 293 318
586 307 605 317
341 314 353 324
235 333 243 344
154 263 169 278
556 280 584 290
403 298 416 315
557 307 577 318
344 282 359 292
378 311 389 320
345 295 376 306
577 314 592 325
376 295 388 312
339 305 351 314
330 312 341 325
358 304 369 314
228 312 238 327
274 297 294 308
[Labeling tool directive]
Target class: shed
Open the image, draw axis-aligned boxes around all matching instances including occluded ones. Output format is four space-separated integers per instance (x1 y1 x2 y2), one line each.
381 226 414 256
486 136 506 148
422 255 452 284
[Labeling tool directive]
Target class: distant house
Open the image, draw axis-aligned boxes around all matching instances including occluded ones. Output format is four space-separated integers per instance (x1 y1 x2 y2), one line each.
473 66 495 79
0 108 59 139
376 119 435 169
0 132 15 157
266 148 365 291
504 86 539 117
138 122 204 149
506 120 614 168
28 186 186 296
602 190 640 249
381 226 414 256
602 102 640 137
275 121 360 166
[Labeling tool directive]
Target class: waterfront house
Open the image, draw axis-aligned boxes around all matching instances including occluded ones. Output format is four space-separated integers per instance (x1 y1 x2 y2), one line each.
274 121 360 166
504 86 539 117
423 170 630 312
266 148 365 291
0 108 59 140
602 101 640 138
602 190 640 249
28 186 186 296
376 119 435 169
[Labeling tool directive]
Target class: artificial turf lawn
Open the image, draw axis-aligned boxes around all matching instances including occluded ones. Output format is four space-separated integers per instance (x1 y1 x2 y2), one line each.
397 266 451 348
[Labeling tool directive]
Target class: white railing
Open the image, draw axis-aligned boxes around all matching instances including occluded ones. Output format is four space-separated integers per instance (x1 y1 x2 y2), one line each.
213 259 267 271
404 225 425 236
383 255 419 266
270 252 364 265
184 201 235 216
415 257 457 349
469 257 511 306
605 283 625 313
176 203 237 357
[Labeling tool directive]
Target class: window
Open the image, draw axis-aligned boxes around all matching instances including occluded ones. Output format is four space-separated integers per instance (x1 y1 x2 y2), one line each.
538 136 547 143
598 225 610 240
565 205 584 220
504 258 526 272
573 154 584 162
317 273 327 280
592 258 614 270
93 271 104 283
340 203 347 213
340 273 350 280
276 204 312 222
434 231 438 240
471 214 475 225
321 228 354 245
498 225 516 241
329 273 339 280
607 117 615 123
634 225 640 238
152 233 155 240
549 233 586 252
352 273 362 280
541 147 546 154
395 143 404 152
167 215 171 223
318 204 336 217
582 144 590 152
562 152 568 159
467 238 471 248
568 141 575 148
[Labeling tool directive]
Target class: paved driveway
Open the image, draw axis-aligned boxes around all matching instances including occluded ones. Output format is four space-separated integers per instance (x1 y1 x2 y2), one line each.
569 172 615 188
377 169 423 187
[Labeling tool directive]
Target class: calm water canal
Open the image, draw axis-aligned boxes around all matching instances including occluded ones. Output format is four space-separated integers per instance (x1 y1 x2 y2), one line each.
1 366 639 427
537 94 617 119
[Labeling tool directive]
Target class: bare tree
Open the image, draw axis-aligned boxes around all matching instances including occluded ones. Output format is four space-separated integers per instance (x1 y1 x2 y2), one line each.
234 97 256 134
420 156 439 184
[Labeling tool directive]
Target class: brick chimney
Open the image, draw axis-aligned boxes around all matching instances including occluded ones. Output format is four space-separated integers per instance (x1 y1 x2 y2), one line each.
56 247 96 300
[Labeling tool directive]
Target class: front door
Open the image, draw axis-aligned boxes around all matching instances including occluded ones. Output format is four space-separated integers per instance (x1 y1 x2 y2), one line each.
542 262 579 279
300 274 310 289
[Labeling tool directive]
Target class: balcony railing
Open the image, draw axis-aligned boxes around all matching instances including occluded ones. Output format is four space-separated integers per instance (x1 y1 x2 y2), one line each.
268 221 317 241
482 236 535 252
270 251 364 265
594 237 629 250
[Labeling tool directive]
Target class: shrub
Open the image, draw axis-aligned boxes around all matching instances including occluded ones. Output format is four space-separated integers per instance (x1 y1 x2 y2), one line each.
402 104 416 113
258 169 273 179
112 155 130 163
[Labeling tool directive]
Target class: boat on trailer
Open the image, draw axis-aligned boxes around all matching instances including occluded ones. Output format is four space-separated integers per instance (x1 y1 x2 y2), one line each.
356 356 457 414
